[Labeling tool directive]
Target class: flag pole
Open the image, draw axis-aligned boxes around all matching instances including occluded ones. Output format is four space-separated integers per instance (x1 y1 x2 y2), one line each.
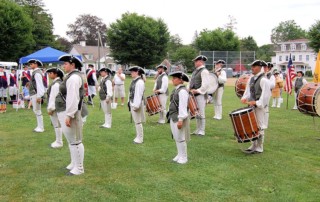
286 92 289 110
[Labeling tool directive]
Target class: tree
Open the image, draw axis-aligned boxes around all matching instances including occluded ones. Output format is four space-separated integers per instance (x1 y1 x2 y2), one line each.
171 45 198 73
224 15 237 32
308 20 320 53
106 12 170 67
67 14 107 46
54 36 72 52
194 28 240 51
240 36 258 51
256 44 275 62
271 20 307 44
0 0 33 61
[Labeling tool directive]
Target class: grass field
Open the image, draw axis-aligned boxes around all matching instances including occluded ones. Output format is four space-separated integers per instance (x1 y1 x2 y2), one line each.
0 77 320 201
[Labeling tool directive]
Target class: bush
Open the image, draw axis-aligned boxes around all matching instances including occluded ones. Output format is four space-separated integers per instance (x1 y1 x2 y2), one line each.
305 70 312 77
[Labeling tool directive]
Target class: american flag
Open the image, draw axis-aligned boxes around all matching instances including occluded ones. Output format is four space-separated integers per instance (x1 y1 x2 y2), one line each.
284 54 296 94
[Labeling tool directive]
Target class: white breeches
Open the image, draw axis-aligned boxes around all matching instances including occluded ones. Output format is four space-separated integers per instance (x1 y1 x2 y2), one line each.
57 111 83 145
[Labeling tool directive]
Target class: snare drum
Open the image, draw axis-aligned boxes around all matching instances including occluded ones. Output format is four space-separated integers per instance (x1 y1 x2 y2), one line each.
146 94 162 116
235 74 250 99
229 107 260 143
188 94 199 118
297 83 320 116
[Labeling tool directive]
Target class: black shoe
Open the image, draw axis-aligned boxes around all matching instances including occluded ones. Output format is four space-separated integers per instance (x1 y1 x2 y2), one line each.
66 172 75 176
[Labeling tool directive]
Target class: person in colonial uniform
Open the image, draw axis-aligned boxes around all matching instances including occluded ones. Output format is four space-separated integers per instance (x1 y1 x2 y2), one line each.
189 55 211 136
212 60 227 120
271 71 284 108
56 54 85 175
168 71 190 164
263 62 275 129
28 59 45 133
21 65 31 87
98 67 113 128
128 66 145 144
47 68 64 148
0 66 8 103
241 60 271 154
9 68 18 101
86 64 98 105
292 71 307 110
153 64 169 124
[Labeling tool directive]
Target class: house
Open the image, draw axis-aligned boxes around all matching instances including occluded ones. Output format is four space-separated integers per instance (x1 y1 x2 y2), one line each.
69 41 121 71
271 39 317 74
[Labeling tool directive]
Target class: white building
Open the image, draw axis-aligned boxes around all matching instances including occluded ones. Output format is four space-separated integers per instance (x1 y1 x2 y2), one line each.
271 38 317 74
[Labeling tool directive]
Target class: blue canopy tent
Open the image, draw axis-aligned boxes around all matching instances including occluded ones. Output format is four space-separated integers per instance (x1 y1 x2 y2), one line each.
19 46 82 64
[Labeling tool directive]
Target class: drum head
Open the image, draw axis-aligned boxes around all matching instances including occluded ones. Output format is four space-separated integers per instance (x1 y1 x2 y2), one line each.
230 107 252 115
315 90 320 116
207 73 218 94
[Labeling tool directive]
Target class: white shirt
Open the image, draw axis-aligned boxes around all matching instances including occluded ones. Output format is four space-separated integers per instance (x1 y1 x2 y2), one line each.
153 72 168 93
102 75 113 100
114 73 125 85
267 73 275 90
66 71 82 118
34 68 45 98
47 78 60 112
218 70 227 84
130 77 145 109
195 66 211 94
176 84 189 121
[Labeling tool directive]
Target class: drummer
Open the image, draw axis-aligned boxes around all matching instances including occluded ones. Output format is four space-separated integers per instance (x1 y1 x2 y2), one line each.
292 71 307 110
241 60 271 154
212 60 227 120
153 64 169 124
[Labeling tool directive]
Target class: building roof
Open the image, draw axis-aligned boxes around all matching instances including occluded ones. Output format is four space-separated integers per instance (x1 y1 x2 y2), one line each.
71 44 111 63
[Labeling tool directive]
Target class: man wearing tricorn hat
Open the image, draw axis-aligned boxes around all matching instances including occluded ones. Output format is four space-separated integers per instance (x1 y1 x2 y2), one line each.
168 71 190 164
241 60 271 154
28 59 45 133
292 70 307 110
86 64 98 105
189 55 211 136
212 60 227 120
98 67 113 128
56 54 85 175
153 64 169 124
128 66 145 144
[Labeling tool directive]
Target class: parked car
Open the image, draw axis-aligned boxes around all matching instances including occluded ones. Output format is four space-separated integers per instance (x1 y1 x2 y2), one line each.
145 69 157 77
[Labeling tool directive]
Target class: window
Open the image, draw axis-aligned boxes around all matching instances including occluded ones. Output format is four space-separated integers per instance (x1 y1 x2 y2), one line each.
306 55 309 61
301 43 307 50
292 55 296 61
286 55 289 61
290 43 296 51
281 44 286 51
299 55 302 61
279 56 282 61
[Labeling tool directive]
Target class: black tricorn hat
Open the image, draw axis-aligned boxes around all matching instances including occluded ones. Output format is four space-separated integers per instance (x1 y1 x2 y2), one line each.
297 70 304 76
58 54 83 70
169 71 189 82
267 62 273 68
99 67 112 74
215 60 226 65
192 55 207 62
250 60 267 67
46 67 64 78
129 66 145 75
156 64 167 70
27 59 43 67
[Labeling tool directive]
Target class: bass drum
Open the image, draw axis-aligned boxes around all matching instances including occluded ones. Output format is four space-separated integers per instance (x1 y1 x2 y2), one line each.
297 83 320 116
207 73 218 94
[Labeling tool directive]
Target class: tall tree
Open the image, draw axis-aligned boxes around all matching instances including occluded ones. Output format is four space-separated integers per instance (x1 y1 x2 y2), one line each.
54 36 72 52
308 20 320 53
106 12 170 67
67 14 107 46
171 45 198 73
256 44 275 62
240 36 258 51
167 34 183 62
224 15 237 32
194 28 240 51
271 20 307 44
0 0 33 61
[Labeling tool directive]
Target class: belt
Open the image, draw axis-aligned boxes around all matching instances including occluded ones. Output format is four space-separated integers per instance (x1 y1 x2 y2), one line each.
115 84 123 85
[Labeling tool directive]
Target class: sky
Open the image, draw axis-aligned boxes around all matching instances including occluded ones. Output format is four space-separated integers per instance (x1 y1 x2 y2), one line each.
43 0 320 46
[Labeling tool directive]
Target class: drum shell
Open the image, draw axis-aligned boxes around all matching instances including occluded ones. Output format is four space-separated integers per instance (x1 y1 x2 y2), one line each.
235 74 250 99
229 107 260 143
297 83 320 116
146 95 162 116
188 94 199 118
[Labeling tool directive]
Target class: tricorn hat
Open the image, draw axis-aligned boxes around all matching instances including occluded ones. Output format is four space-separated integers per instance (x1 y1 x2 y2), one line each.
58 54 83 70
129 66 145 75
192 55 207 62
215 60 226 65
297 70 304 76
250 60 267 67
169 71 189 82
98 67 112 74
156 64 167 70
27 59 43 67
267 62 273 68
46 67 64 78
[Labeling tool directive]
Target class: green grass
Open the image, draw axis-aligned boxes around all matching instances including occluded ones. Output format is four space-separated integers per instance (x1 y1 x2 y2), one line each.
0 77 320 201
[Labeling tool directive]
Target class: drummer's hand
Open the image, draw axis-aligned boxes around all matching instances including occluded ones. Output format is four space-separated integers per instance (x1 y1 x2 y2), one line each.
36 98 42 104
177 120 183 129
240 98 247 104
48 111 53 116
247 101 256 107
190 89 198 95
153 90 158 93
65 116 71 127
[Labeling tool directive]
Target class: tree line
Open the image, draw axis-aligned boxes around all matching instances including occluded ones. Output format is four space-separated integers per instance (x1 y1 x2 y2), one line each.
0 0 319 71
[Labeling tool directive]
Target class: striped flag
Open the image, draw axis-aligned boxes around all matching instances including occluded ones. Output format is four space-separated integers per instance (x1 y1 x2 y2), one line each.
284 54 296 94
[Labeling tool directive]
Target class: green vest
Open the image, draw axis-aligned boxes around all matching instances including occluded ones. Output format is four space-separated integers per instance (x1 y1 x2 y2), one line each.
129 77 142 103
29 69 43 96
55 70 84 113
168 85 187 122
99 76 111 100
249 74 264 101
155 73 169 96
295 77 303 92
47 78 62 100
190 67 205 90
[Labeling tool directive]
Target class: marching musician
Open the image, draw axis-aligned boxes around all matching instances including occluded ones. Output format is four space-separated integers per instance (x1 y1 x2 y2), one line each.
212 60 227 120
168 71 190 164
28 59 45 133
189 55 211 136
153 64 169 124
241 60 271 154
98 67 113 128
263 62 275 129
86 64 98 105
21 65 31 87
0 66 8 103
128 66 145 144
46 67 64 148
9 68 17 101
292 71 307 110
56 55 85 175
